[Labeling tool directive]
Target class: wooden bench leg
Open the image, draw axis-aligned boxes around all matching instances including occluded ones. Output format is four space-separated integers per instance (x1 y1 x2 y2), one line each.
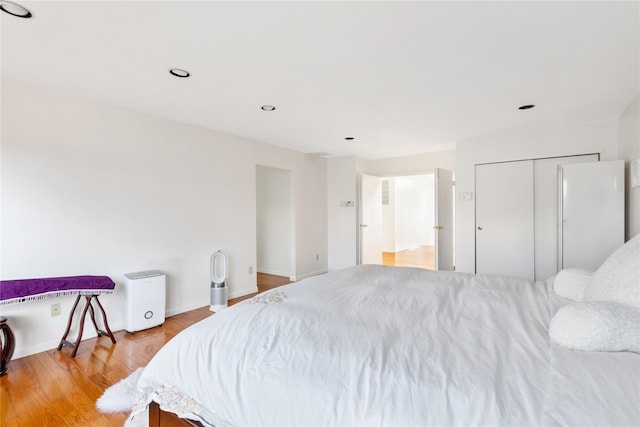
87 296 116 343
57 295 81 352
92 295 116 344
87 300 100 336
57 295 116 358
66 296 92 357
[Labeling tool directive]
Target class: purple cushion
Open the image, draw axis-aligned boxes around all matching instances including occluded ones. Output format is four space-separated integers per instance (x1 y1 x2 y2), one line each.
0 276 115 304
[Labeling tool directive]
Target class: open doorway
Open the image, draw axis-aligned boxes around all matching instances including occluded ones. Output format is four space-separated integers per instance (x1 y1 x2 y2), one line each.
358 170 454 271
382 174 436 269
256 165 293 287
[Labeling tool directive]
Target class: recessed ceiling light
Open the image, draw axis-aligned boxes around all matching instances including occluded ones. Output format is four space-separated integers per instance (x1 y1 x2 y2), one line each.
169 68 190 78
261 105 276 111
0 1 32 18
345 137 355 141
518 104 535 110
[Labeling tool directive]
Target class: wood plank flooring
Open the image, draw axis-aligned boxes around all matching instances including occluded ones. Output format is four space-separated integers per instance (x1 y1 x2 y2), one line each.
0 273 291 427
382 245 435 270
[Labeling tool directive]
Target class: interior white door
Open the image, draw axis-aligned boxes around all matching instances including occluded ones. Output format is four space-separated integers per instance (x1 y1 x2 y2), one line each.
359 174 383 264
435 168 454 271
475 161 535 279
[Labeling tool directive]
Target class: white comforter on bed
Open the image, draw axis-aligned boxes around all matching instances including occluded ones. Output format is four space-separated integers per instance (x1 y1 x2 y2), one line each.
134 265 561 426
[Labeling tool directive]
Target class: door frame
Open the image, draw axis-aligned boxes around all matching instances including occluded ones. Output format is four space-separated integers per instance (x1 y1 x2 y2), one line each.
255 164 295 280
357 170 454 270
474 160 535 279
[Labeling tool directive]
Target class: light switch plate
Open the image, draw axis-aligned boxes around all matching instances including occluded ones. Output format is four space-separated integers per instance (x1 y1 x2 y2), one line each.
460 191 473 201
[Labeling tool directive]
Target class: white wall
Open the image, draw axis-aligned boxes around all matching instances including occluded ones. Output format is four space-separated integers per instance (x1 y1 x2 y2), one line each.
381 179 396 252
618 96 640 239
327 156 358 270
455 120 620 274
394 175 435 250
0 80 327 358
368 150 455 176
290 156 328 281
256 166 291 276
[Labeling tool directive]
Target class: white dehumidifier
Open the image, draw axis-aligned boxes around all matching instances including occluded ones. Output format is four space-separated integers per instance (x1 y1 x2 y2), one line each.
123 270 166 333
209 251 228 312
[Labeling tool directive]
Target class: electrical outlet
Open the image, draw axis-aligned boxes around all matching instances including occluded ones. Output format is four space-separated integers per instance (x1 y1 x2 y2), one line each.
51 303 61 317
248 266 253 274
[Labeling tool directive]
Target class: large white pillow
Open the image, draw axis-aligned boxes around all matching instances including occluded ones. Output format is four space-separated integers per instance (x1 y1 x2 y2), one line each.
585 234 640 310
553 268 592 301
549 301 640 353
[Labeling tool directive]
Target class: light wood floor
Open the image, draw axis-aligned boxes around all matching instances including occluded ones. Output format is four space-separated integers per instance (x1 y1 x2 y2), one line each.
0 273 291 427
382 245 435 270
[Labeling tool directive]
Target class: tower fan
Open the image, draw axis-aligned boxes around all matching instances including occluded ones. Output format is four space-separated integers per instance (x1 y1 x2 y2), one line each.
209 250 228 312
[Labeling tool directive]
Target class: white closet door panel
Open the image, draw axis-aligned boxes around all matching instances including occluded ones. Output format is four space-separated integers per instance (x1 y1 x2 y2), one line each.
476 161 534 280
533 154 598 281
560 160 624 271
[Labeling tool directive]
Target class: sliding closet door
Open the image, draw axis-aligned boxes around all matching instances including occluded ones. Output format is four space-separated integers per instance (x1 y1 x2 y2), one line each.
475 161 534 279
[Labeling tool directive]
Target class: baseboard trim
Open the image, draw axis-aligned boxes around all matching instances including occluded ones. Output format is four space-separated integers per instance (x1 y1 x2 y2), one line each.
165 303 207 318
257 268 291 277
165 286 259 317
290 269 328 282
13 338 67 360
13 327 117 360
228 286 259 300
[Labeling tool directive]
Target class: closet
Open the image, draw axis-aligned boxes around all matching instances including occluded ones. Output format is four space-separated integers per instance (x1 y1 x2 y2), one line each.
475 154 598 281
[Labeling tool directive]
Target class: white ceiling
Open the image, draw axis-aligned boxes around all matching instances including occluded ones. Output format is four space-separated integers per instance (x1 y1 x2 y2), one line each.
2 1 638 159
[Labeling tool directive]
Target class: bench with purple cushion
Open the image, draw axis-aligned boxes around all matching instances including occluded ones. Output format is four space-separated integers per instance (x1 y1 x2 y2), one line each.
0 275 116 359
0 275 115 305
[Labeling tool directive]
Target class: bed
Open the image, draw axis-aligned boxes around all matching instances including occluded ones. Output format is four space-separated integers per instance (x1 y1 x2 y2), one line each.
132 237 640 427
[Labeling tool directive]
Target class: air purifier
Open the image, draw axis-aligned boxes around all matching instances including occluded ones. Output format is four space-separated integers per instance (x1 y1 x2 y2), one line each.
209 251 228 312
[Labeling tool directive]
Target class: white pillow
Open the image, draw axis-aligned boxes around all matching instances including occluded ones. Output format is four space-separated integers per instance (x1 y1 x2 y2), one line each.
553 268 592 301
585 234 640 310
549 301 640 353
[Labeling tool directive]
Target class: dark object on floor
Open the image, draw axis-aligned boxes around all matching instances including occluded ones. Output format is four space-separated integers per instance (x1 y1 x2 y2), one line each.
0 316 15 375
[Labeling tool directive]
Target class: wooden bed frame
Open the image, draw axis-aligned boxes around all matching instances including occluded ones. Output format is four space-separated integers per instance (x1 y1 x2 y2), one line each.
149 402 204 427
